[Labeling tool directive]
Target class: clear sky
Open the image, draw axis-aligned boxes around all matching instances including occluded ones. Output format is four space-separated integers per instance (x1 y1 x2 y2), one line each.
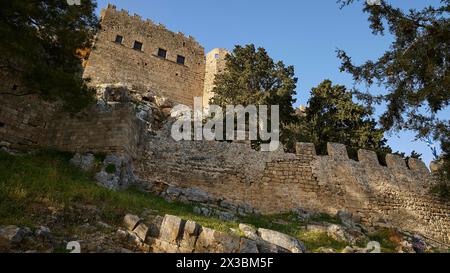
95 0 449 165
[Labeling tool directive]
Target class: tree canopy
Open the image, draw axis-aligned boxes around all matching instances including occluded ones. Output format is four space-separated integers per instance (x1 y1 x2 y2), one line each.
210 44 298 147
0 0 99 112
292 80 391 158
336 0 449 153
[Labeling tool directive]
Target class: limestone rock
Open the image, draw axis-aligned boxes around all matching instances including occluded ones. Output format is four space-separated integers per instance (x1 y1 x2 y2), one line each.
193 206 211 217
0 225 24 244
258 228 305 253
179 220 200 250
95 155 136 190
150 238 180 253
195 227 240 253
182 187 213 203
239 224 259 241
70 153 95 171
133 223 149 242
327 224 353 244
239 238 259 253
124 214 141 231
35 226 52 240
159 215 184 244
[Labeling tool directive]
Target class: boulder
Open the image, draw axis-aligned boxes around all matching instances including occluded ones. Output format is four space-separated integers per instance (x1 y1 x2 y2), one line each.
327 224 364 245
133 223 149 242
239 238 259 253
179 220 201 250
195 227 240 253
124 214 141 231
150 238 180 253
182 187 213 203
159 215 184 244
147 215 164 238
193 206 211 217
70 153 95 171
35 226 52 240
95 155 136 190
216 211 236 222
239 224 259 241
258 228 305 253
0 225 24 244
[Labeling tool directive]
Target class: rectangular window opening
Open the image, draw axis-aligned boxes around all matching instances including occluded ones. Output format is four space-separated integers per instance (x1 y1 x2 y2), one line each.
158 48 167 59
115 35 123 44
133 41 143 51
177 55 185 65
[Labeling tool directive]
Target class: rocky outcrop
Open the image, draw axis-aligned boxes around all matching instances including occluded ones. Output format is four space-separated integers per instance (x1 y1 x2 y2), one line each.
122 214 306 254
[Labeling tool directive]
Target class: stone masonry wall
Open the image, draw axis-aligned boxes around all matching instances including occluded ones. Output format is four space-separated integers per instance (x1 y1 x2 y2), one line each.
136 134 450 244
83 4 205 107
45 103 143 157
0 68 57 150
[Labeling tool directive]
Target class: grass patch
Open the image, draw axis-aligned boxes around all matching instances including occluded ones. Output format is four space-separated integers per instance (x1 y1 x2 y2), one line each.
0 150 352 252
0 150 234 232
368 228 401 253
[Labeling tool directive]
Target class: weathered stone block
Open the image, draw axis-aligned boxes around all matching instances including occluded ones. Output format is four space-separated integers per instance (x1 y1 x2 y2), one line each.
386 154 408 170
407 158 430 176
133 223 149 242
327 143 349 160
239 238 259 253
195 227 240 253
295 142 316 156
258 228 305 253
357 149 379 165
124 214 141 231
179 220 200 250
159 215 184 244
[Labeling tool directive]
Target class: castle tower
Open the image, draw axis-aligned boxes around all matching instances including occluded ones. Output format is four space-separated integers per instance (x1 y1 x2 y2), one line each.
83 4 205 107
203 48 229 108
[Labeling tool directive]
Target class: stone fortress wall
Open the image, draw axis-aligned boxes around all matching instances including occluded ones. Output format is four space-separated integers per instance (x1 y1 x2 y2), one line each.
135 127 450 244
83 4 208 107
0 4 448 246
0 82 448 245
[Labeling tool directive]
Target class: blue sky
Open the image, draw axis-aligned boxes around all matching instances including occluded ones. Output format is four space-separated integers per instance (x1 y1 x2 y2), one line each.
95 0 449 165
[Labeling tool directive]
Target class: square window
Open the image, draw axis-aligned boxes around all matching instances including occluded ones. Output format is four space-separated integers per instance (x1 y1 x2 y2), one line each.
115 35 123 44
158 48 167 59
177 55 185 65
12 84 18 91
133 41 143 51
214 53 220 59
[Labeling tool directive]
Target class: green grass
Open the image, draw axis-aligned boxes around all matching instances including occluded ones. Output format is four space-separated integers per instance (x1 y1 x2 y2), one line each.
0 150 351 252
105 164 116 174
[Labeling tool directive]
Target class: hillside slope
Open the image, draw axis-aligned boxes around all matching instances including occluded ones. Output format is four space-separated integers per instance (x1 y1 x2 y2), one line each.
0 150 442 253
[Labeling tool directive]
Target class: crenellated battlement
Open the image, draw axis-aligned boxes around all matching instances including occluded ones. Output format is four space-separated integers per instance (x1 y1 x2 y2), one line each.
295 142 431 176
84 4 206 107
101 4 202 49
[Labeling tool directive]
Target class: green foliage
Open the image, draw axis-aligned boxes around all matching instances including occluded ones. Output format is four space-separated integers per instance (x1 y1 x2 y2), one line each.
430 181 450 201
368 228 402 253
0 150 233 231
0 0 99 112
210 44 298 149
337 0 449 176
105 164 116 174
297 80 392 158
430 156 450 200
